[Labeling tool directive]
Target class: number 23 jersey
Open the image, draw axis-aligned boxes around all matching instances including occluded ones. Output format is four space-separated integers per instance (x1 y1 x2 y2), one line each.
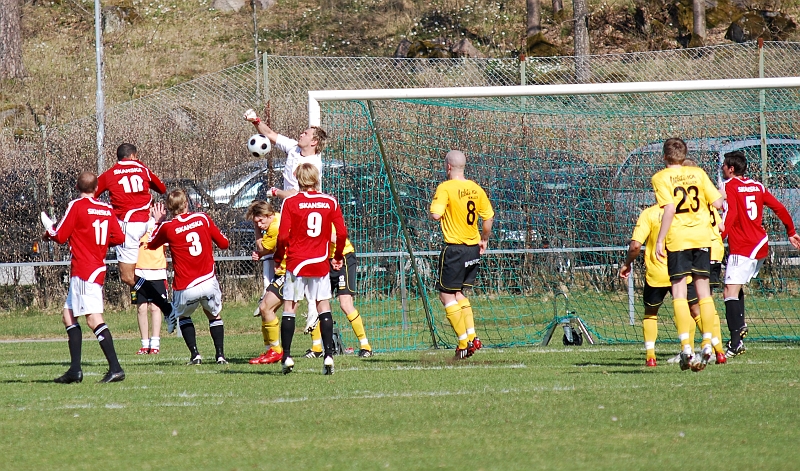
652 166 721 252
148 212 230 290
430 179 494 245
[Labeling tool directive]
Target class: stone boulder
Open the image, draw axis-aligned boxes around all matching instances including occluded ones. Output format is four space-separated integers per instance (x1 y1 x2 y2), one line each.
450 38 484 58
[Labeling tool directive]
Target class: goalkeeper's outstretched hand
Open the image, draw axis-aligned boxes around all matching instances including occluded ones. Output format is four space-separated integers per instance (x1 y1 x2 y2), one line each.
243 109 258 122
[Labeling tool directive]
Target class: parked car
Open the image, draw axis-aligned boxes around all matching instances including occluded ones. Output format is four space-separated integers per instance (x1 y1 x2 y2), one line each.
611 135 800 242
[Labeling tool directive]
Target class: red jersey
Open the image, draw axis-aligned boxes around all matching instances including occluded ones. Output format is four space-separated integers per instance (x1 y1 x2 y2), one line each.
148 212 230 290
722 176 797 259
47 197 124 284
275 191 347 277
96 160 167 223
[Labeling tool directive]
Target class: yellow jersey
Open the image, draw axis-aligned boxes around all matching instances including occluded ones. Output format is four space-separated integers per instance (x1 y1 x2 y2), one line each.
430 179 494 245
631 205 670 287
329 227 355 258
260 213 286 276
709 205 724 263
652 165 721 252
136 221 166 270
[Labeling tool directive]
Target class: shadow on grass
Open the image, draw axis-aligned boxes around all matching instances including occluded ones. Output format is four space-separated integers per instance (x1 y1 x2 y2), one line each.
0 378 60 384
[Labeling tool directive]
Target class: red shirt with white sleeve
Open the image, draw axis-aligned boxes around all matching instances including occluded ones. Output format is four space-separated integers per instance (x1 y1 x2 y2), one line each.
148 212 230 290
722 176 797 259
47 197 125 284
96 160 167 223
274 191 347 277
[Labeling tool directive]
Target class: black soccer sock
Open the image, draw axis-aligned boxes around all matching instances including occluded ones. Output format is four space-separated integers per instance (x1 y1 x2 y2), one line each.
739 289 746 323
280 315 296 360
209 319 225 359
93 324 122 373
725 297 745 345
319 312 334 357
66 324 82 372
180 318 200 357
134 276 172 316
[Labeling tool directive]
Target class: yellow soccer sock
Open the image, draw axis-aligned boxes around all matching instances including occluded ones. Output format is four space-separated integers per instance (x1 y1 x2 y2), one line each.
712 314 724 354
458 298 476 342
445 302 468 349
643 314 658 360
673 298 694 352
311 323 323 353
265 318 282 354
346 310 371 351
261 322 270 347
698 297 717 351
691 312 702 350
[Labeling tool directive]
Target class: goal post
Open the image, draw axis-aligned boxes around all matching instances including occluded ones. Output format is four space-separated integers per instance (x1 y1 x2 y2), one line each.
309 77 800 352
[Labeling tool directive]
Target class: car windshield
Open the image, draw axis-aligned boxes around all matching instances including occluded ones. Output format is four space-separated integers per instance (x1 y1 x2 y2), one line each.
736 143 800 189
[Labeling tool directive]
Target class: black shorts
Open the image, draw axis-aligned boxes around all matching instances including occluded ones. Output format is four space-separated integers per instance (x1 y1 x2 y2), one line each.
330 252 357 297
266 273 285 300
667 248 711 282
643 281 698 309
435 244 481 293
709 261 722 289
131 279 168 305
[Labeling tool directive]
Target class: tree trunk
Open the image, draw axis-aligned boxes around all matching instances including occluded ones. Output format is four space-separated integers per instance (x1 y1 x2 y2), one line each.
691 0 706 47
0 0 25 79
526 0 542 38
552 0 563 21
573 0 590 83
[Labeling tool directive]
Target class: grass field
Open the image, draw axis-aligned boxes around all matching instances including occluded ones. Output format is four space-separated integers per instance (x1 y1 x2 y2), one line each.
2 305 800 470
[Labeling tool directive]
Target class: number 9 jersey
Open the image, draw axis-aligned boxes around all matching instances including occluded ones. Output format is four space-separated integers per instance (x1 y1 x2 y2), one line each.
148 212 230 290
430 179 494 245
652 166 721 252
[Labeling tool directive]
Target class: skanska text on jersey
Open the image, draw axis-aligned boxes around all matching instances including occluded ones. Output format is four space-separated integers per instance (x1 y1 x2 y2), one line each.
175 220 204 234
112 167 144 175
299 202 331 209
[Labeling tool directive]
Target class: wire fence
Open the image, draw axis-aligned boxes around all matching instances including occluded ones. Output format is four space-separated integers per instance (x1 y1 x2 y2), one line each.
3 41 800 350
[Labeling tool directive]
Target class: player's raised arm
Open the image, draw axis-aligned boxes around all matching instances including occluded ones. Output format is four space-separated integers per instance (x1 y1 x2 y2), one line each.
763 191 798 237
243 109 279 143
149 171 167 195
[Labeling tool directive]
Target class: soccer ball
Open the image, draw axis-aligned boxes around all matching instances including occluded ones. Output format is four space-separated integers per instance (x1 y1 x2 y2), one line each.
247 134 271 157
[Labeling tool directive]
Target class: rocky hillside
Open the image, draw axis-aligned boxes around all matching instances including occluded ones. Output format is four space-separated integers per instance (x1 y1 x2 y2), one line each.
1 0 798 131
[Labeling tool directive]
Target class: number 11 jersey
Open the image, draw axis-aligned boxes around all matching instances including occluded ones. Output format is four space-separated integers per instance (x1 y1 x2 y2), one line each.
652 166 721 252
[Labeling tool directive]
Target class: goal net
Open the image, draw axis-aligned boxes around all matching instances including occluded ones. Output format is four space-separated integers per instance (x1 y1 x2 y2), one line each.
312 78 800 350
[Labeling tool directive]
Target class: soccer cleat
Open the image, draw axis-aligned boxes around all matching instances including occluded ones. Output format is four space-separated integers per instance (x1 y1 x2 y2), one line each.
472 337 483 351
691 346 713 372
357 349 373 358
678 351 694 371
54 370 83 384
303 311 320 335
187 354 202 365
263 349 283 364
725 340 746 358
98 370 126 383
465 341 475 357
250 352 270 364
323 356 334 375
715 352 727 364
454 348 469 360
740 324 749 339
304 349 323 358
666 353 682 364
149 348 159 355
166 312 177 334
216 356 228 365
136 347 150 355
645 358 657 367
282 356 295 375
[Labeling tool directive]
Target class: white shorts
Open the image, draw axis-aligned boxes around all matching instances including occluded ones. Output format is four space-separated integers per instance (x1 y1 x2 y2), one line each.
115 220 148 264
262 258 275 289
172 277 223 318
64 277 104 316
725 254 765 285
284 272 331 303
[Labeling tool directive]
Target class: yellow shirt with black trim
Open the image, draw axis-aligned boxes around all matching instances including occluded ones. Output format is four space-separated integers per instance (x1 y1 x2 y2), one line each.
631 205 670 288
261 212 286 276
709 205 724 263
329 227 355 258
652 165 721 252
430 179 494 245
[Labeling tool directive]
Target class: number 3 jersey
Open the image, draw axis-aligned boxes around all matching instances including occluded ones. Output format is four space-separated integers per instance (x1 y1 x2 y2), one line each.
148 212 230 290
275 191 347 277
430 179 494 245
722 176 796 259
652 166 721 252
47 197 125 284
96 160 167 223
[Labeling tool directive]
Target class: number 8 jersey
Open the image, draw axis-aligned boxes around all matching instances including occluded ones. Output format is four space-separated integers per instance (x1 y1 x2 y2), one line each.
430 179 494 245
148 212 230 290
652 165 721 252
